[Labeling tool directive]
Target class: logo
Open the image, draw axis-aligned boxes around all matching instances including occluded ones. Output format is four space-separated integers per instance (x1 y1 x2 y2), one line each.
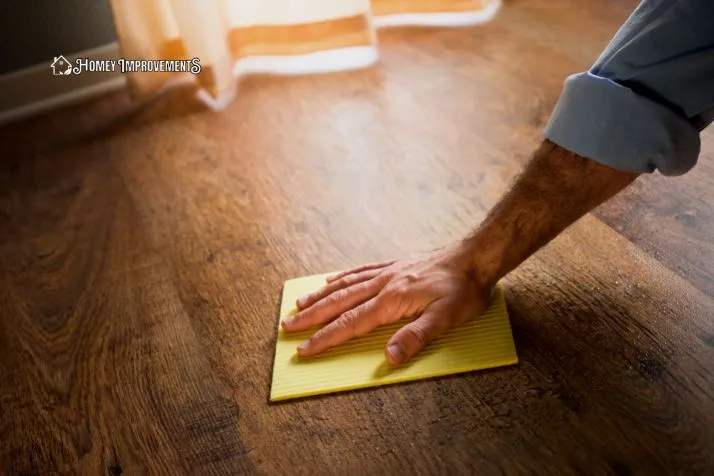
51 54 202 76
51 55 73 75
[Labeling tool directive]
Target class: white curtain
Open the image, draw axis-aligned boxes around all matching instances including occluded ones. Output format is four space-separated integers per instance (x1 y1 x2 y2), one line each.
109 0 501 108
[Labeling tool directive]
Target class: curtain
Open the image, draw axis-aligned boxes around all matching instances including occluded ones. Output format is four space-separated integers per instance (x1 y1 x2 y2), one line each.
108 0 501 108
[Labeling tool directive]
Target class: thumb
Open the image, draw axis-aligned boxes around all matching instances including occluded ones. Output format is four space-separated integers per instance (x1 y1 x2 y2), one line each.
384 300 454 366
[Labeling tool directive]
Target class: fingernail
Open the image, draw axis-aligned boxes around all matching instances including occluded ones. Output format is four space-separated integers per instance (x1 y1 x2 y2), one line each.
387 343 403 363
281 318 293 329
297 341 309 353
296 296 307 308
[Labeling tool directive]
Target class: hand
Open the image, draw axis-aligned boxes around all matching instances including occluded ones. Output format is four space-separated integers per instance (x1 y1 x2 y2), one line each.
281 244 496 366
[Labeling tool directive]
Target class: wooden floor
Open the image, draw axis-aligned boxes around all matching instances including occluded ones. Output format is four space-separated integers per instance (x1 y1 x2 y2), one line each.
1 1 713 474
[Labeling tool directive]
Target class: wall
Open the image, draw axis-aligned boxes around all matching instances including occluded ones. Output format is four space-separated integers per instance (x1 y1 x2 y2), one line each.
0 0 117 74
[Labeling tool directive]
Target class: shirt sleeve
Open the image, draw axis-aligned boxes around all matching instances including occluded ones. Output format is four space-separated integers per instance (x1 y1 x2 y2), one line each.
544 0 714 176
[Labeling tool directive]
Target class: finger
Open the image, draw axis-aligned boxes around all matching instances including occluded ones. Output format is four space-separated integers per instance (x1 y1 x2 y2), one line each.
282 275 387 332
385 300 455 366
325 260 395 283
297 296 392 357
296 269 380 310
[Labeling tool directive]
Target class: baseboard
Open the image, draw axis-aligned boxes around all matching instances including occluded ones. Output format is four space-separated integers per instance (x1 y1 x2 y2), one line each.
0 42 127 126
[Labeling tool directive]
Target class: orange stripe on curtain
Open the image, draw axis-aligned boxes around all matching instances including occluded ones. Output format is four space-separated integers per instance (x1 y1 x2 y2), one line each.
228 15 372 58
371 0 490 16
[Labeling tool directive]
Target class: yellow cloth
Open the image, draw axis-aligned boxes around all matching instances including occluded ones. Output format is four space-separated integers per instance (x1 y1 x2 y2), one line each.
271 272 518 401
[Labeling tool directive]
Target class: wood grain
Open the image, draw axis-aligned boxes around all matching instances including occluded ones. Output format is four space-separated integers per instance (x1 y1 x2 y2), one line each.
503 215 714 475
0 145 253 474
1 0 713 474
594 130 714 298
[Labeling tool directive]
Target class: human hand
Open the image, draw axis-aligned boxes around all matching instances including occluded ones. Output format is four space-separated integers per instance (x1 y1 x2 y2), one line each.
280 244 496 366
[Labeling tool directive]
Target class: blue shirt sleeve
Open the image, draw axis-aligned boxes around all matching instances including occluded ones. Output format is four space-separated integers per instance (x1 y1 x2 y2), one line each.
544 0 714 176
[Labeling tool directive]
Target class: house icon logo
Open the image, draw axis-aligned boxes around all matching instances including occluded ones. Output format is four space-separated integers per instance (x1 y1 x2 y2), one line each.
51 55 74 75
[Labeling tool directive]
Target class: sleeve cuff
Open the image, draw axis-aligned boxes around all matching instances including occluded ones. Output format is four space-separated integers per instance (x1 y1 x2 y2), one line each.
544 72 701 176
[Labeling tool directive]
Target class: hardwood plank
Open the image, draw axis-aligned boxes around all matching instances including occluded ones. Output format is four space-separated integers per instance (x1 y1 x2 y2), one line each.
0 145 253 474
114 139 714 473
595 130 714 297
497 0 637 67
108 9 713 475
503 215 714 474
125 217 713 474
113 17 581 269
0 0 711 474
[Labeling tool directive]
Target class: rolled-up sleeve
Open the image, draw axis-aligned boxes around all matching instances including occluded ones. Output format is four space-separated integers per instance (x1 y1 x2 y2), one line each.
544 0 714 176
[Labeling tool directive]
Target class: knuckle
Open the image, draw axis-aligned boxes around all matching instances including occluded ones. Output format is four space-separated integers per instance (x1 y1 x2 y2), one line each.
404 324 428 346
374 269 391 282
382 282 407 299
339 311 359 336
403 272 419 284
341 307 358 322
335 276 352 288
313 323 333 341
327 288 349 304
308 330 325 348
344 272 365 288
352 280 372 295
291 310 308 323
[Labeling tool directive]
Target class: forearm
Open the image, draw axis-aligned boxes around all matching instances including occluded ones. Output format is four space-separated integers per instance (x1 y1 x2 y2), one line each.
465 139 638 286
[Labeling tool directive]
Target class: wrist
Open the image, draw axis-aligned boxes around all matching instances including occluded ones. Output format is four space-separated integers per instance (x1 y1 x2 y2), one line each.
454 226 508 289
